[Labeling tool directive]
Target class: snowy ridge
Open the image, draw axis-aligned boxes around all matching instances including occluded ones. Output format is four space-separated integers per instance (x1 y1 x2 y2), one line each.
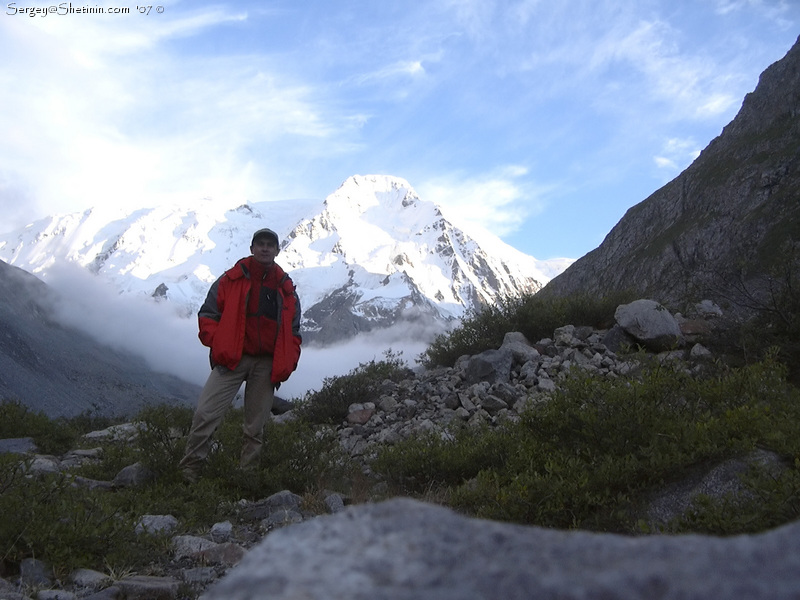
0 175 570 344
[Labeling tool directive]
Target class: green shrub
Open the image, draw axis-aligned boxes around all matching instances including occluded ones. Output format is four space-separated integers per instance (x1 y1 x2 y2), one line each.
419 303 509 368
0 399 359 578
297 352 412 424
134 403 194 477
0 399 78 455
371 422 513 493
420 291 636 367
258 419 354 493
668 461 800 535
706 239 800 382
0 399 118 456
0 459 158 576
372 356 800 533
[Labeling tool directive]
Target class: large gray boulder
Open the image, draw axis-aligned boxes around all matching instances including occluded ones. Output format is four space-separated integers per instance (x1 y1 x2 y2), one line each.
614 299 683 351
203 498 800 600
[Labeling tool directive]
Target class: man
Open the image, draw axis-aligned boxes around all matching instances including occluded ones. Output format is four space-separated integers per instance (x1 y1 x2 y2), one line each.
179 227 302 481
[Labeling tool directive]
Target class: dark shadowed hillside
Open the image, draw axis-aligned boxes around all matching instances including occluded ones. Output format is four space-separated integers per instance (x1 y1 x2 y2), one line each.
0 259 200 418
541 35 800 312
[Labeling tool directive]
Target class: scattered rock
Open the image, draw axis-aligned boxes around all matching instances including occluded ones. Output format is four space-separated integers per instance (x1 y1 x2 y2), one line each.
114 575 180 600
0 437 37 455
70 568 112 591
82 424 139 443
210 521 234 543
112 462 155 488
135 515 179 536
0 298 793 600
19 557 53 588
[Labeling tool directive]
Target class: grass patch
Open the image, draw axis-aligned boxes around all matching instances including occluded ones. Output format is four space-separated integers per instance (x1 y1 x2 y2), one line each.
371 355 800 533
0 399 359 578
0 400 111 456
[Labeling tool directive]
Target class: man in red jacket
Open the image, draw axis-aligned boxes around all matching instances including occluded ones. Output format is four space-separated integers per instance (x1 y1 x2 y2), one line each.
179 228 302 482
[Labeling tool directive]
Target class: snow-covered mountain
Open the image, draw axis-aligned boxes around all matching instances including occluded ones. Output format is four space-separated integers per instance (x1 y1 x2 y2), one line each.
0 175 570 345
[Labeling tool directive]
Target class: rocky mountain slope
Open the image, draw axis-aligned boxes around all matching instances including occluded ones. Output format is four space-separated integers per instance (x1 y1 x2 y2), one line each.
541 35 800 312
282 175 558 343
0 260 200 417
0 175 566 346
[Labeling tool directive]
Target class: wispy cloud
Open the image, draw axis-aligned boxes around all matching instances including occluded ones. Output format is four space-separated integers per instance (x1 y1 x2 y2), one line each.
1 0 797 261
653 137 702 173
418 166 548 238
0 3 359 223
354 60 428 84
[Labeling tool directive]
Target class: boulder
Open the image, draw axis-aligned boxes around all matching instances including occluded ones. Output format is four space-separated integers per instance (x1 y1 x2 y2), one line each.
204 498 800 600
465 349 512 384
114 575 180 600
112 462 155 488
614 299 684 351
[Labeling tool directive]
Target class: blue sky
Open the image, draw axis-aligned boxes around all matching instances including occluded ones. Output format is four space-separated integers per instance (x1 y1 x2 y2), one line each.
1 0 798 261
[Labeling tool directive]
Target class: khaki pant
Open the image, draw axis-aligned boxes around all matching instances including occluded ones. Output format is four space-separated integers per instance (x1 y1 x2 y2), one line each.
180 354 275 476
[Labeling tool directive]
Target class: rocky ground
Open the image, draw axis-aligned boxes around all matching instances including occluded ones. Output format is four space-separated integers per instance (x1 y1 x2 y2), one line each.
0 298 790 599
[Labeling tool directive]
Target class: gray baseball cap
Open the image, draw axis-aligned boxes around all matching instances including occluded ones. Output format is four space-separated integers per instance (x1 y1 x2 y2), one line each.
251 228 279 246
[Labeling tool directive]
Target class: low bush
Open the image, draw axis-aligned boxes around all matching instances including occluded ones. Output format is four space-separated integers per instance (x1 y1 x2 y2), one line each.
706 239 800 382
420 291 636 367
0 400 79 455
135 403 194 478
0 400 116 456
371 422 514 493
0 457 156 576
0 399 359 578
296 351 412 424
371 355 800 533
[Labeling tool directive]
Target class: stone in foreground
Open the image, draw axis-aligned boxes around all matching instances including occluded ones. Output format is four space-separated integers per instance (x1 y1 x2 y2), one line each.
203 498 800 600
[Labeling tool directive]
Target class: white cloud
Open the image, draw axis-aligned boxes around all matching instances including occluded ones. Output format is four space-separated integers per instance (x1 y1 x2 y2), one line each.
38 260 433 401
40 260 210 385
0 5 361 229
584 20 732 121
280 322 440 400
355 60 428 84
712 0 795 26
653 137 702 174
417 166 547 238
653 156 677 170
694 92 740 118
440 0 497 41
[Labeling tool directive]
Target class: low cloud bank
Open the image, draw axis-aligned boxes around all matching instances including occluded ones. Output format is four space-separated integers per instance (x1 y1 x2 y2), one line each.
40 262 444 402
279 323 440 400
41 261 210 387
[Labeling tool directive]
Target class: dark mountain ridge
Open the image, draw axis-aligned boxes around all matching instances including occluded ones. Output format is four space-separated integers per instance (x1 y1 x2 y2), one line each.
542 35 800 312
0 259 200 418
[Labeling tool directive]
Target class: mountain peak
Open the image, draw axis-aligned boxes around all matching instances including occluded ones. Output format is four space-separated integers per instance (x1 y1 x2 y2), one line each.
0 175 569 346
325 174 421 216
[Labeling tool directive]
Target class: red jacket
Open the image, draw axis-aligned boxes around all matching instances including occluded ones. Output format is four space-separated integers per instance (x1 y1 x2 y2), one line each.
198 257 302 384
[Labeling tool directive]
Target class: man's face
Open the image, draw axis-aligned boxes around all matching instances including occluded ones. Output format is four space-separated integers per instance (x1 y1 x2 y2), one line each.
251 237 279 265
